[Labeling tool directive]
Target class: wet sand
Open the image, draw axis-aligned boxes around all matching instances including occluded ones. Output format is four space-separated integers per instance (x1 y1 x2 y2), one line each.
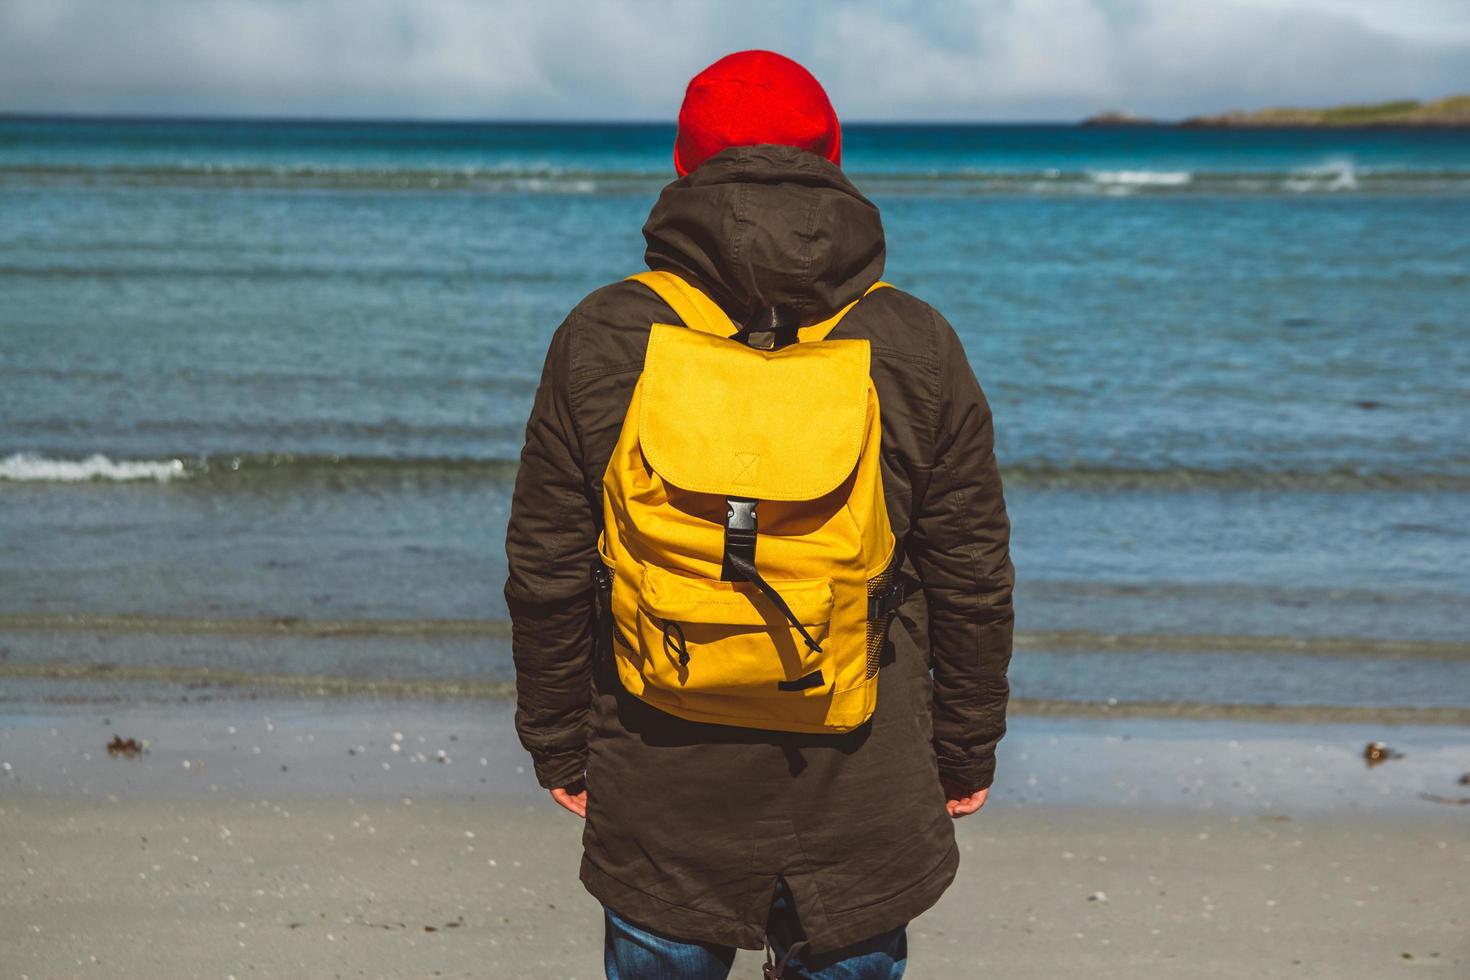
2 699 1467 978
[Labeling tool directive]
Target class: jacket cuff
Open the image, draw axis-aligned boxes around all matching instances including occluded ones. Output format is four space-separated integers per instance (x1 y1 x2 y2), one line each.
937 754 996 794
532 749 588 790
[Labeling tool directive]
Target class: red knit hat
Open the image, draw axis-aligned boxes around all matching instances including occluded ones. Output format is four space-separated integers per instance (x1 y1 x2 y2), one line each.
674 50 841 177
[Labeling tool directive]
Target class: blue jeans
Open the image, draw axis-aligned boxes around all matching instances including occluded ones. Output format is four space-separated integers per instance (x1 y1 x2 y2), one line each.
604 880 907 979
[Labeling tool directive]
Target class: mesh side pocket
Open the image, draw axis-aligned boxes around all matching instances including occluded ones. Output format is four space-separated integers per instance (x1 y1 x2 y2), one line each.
865 561 898 678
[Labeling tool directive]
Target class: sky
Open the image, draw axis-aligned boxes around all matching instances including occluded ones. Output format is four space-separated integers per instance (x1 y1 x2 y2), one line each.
2 0 1468 122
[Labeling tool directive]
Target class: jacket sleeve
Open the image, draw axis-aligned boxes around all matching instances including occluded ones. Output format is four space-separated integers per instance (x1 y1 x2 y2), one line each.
505 317 599 790
908 311 1015 792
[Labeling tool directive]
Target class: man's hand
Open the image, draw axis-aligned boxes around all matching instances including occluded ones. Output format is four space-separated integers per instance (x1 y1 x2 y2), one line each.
550 784 587 818
943 780 989 818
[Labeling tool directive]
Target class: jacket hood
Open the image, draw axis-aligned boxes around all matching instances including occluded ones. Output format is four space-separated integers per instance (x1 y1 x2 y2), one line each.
642 144 885 329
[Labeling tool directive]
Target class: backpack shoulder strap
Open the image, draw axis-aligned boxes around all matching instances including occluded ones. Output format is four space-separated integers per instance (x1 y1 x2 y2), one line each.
625 270 736 338
798 280 892 343
627 271 892 343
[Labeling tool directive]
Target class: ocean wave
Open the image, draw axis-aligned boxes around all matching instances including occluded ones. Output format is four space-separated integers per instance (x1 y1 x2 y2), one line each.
5 662 1465 723
0 452 187 482
1089 169 1194 187
4 613 1463 659
4 161 1469 196
5 662 1463 722
872 162 1467 196
0 161 655 194
0 452 520 485
1001 463 1470 491
1015 629 1470 659
1281 159 1359 192
4 451 1468 491
0 612 511 637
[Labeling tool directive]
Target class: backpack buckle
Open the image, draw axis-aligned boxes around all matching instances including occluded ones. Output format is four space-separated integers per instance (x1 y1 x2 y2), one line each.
867 578 906 620
592 562 611 597
721 497 758 582
735 304 799 351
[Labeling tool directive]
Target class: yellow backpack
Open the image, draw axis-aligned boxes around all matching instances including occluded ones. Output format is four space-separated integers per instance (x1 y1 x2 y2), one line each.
596 270 904 734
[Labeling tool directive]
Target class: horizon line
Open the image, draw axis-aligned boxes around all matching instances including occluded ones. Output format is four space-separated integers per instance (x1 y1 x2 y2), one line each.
0 110 1103 128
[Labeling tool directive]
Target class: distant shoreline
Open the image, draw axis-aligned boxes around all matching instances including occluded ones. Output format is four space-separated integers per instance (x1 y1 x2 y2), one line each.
1084 94 1470 128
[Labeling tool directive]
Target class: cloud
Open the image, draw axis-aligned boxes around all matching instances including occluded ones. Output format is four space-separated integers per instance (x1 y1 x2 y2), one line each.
1 0 1467 120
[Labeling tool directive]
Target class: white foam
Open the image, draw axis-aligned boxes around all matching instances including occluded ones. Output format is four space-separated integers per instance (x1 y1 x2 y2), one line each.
510 177 598 194
1090 169 1193 187
1284 160 1359 192
0 453 187 482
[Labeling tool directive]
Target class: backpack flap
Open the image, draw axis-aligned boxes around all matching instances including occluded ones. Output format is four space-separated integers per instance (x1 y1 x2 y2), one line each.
638 323 871 501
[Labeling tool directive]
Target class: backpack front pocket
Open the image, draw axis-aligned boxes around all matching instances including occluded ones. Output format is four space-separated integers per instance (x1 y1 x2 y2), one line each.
633 563 833 698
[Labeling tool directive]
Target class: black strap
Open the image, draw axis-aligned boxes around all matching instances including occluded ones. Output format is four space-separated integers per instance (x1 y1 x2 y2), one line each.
725 551 823 654
777 670 824 692
594 562 634 651
593 561 611 600
721 497 758 582
592 561 612 633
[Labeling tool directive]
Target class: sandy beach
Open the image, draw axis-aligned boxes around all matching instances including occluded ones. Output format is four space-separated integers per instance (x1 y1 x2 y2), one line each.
2 698 1466 978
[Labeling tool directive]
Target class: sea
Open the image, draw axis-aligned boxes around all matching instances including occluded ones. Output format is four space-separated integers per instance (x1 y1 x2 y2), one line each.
2 118 1467 714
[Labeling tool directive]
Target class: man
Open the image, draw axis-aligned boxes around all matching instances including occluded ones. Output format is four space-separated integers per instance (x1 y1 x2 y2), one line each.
506 50 1013 979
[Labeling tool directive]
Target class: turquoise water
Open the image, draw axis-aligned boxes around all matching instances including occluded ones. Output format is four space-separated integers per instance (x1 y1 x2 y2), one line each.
2 119 1468 707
